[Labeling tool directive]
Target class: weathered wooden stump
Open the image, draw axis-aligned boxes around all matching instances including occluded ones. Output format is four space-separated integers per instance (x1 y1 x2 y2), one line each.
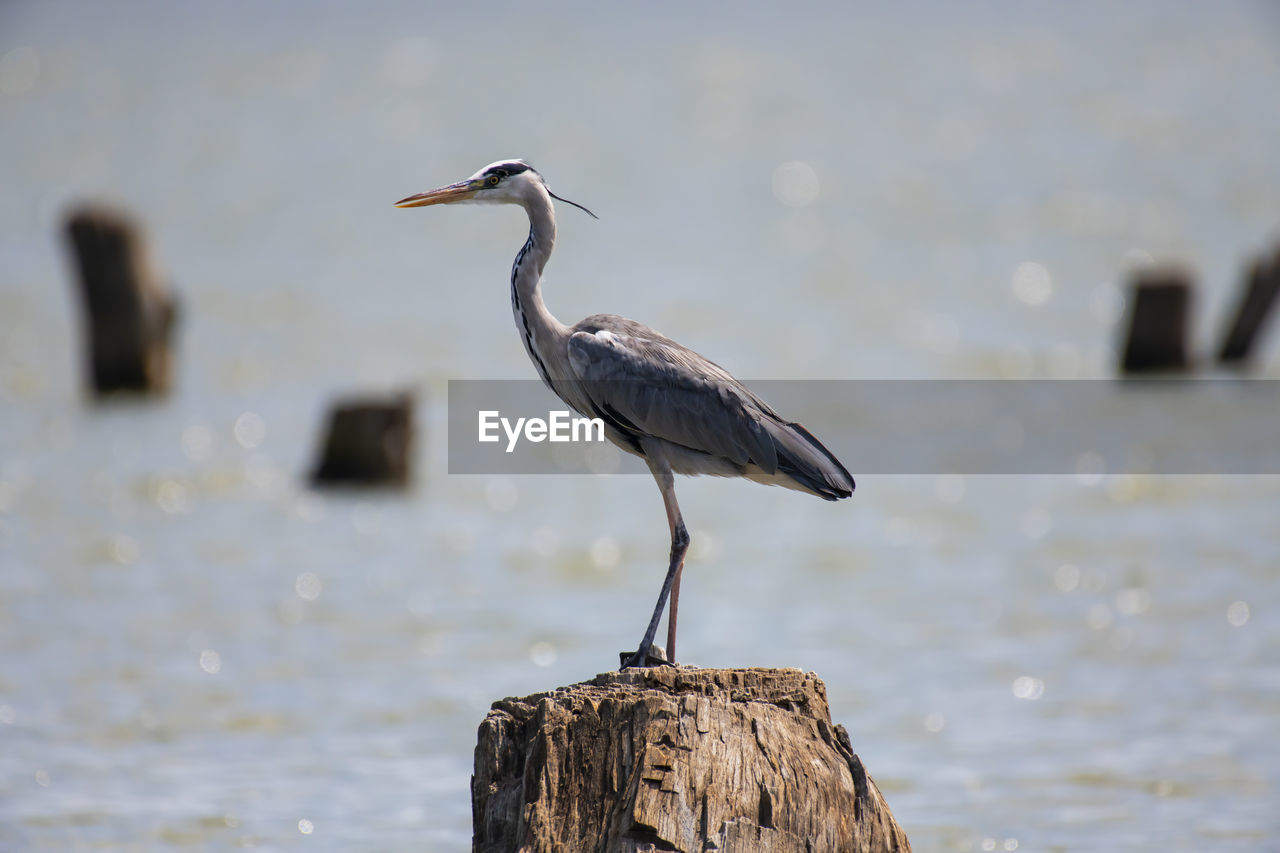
310 391 414 486
473 667 911 853
1217 244 1280 366
1119 270 1193 374
63 203 178 395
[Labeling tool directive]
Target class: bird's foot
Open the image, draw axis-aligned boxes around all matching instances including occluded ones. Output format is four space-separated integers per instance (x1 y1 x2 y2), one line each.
619 643 674 670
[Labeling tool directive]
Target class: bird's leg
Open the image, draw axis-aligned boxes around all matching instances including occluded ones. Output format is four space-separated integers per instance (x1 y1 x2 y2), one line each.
621 517 688 669
663 488 687 664
622 451 689 669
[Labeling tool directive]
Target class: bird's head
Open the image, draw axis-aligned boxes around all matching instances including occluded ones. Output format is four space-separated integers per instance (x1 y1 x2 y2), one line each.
395 159 596 218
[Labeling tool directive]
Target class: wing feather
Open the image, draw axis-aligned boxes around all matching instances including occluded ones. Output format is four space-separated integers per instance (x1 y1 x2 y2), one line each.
567 319 780 472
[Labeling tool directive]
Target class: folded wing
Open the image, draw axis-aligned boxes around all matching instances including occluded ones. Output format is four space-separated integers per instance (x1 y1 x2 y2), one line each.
566 316 854 500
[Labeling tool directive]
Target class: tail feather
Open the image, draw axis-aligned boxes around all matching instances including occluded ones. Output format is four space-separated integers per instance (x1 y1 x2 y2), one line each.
766 420 855 500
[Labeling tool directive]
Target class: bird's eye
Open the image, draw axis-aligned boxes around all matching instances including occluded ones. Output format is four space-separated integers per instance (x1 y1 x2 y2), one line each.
487 174 501 186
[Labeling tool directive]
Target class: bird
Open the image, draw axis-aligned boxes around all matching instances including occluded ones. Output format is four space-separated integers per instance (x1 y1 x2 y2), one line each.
396 159 854 669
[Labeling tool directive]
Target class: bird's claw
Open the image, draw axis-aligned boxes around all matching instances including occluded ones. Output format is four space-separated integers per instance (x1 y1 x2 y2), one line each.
619 644 674 670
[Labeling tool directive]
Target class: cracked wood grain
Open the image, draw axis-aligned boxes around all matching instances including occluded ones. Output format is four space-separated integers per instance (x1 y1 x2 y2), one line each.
471 667 911 853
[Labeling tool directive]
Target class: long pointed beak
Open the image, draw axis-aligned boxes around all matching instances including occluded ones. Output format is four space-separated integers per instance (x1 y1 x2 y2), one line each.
395 180 479 208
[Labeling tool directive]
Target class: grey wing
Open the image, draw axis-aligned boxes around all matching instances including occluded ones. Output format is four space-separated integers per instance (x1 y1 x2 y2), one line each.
566 325 781 473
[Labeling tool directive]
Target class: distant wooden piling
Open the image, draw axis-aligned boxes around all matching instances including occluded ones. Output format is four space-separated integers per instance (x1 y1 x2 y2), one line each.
472 667 911 853
1119 270 1193 374
1217 244 1280 366
310 392 414 486
63 203 177 395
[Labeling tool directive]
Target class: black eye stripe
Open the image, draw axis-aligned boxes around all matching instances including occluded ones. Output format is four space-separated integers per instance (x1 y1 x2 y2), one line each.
484 161 534 180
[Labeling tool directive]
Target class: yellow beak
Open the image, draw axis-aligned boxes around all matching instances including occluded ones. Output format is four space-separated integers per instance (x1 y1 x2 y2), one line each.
394 180 480 208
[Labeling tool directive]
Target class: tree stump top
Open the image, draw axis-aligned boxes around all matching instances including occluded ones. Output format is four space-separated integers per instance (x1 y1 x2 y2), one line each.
474 666 910 853
493 666 831 723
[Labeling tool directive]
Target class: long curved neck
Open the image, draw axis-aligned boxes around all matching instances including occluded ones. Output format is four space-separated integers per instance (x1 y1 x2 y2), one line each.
511 185 570 383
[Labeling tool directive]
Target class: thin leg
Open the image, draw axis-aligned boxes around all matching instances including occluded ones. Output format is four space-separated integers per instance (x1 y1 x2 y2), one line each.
654 454 689 662
621 517 688 669
666 561 684 663
622 448 690 669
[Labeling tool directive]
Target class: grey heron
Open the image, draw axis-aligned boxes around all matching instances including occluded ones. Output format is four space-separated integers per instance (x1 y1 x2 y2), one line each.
396 160 854 669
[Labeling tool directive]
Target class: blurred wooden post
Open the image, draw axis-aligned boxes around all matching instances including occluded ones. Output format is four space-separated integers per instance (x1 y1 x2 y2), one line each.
1119 270 1193 374
1217 245 1280 366
63 204 177 395
310 391 414 486
473 667 911 853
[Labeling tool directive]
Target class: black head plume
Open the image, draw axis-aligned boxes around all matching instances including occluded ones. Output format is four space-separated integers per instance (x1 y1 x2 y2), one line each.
549 190 598 220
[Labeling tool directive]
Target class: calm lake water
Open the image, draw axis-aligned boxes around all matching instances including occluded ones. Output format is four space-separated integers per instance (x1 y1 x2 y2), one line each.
2 1 1279 850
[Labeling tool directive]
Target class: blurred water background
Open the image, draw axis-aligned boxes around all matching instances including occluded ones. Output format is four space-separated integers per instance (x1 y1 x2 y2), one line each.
2 1 1279 850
